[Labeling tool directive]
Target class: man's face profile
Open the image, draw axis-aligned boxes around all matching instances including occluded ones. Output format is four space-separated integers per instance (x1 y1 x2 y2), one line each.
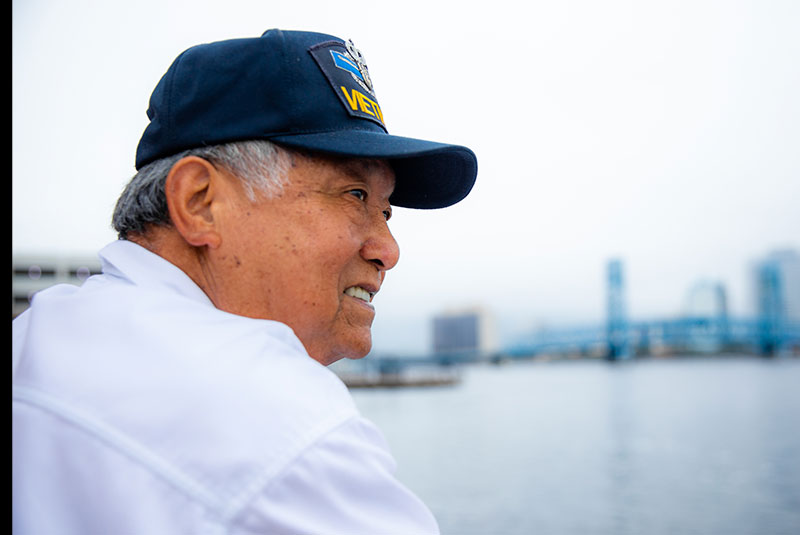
211 153 399 365
129 30 475 365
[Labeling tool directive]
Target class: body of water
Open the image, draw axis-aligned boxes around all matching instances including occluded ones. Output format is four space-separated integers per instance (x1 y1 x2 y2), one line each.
351 356 800 534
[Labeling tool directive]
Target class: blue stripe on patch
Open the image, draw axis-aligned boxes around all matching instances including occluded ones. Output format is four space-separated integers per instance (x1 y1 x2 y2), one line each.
330 50 364 82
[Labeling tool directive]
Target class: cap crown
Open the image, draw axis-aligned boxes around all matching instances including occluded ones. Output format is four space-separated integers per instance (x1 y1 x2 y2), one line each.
136 30 387 168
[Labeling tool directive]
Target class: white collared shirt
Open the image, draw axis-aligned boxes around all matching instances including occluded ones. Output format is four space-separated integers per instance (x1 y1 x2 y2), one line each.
13 240 438 535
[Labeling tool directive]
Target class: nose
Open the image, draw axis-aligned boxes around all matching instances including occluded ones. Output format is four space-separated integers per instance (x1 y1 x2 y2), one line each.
361 214 400 272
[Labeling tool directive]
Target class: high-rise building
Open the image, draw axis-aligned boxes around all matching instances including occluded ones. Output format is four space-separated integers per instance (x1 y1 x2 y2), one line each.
432 307 495 356
752 249 800 354
681 279 730 353
753 250 800 321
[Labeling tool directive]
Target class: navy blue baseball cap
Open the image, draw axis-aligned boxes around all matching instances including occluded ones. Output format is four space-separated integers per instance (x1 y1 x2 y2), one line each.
135 29 477 209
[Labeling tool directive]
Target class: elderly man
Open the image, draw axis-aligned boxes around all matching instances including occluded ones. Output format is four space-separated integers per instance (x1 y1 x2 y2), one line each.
12 30 476 534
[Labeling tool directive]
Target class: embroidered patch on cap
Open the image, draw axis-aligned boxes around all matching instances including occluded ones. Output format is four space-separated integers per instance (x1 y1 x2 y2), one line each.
309 40 386 130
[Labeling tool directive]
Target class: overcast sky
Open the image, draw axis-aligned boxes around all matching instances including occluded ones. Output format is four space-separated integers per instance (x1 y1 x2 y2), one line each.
13 0 800 354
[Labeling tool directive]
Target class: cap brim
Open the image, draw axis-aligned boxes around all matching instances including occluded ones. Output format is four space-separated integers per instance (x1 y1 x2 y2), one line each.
269 130 477 209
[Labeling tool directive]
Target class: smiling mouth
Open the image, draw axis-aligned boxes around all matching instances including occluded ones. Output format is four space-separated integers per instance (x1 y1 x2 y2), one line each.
344 286 375 304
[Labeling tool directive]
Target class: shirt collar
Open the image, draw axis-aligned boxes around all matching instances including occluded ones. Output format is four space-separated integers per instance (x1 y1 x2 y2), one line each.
98 240 215 307
97 240 311 356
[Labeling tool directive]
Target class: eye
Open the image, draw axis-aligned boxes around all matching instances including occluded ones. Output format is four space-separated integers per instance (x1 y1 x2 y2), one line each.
383 208 392 221
348 189 367 201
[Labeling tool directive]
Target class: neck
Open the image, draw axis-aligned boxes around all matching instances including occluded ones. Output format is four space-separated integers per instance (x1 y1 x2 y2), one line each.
128 227 219 303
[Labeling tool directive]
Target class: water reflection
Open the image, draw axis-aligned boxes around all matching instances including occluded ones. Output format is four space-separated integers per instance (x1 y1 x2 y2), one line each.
351 357 800 535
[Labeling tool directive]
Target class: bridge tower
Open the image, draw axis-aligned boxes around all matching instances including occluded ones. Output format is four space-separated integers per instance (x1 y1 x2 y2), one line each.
756 261 784 356
606 259 631 360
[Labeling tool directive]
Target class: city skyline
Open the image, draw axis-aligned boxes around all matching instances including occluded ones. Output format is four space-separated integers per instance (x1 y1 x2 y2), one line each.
14 1 800 356
15 248 799 356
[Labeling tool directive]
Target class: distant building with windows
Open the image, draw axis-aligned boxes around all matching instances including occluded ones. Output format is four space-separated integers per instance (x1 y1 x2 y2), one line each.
680 279 730 353
12 254 101 318
432 307 495 356
752 249 800 354
752 250 800 321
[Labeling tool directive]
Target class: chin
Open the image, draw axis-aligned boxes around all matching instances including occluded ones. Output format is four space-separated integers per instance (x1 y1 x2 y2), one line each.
344 348 370 361
317 333 372 366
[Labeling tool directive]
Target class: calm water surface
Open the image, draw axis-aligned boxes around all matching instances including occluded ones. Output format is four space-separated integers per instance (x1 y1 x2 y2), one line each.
351 356 800 535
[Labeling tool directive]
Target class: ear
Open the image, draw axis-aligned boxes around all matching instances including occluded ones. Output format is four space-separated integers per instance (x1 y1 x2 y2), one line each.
164 156 223 249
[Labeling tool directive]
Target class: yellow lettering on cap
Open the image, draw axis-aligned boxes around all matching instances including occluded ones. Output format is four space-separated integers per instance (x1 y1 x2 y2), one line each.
355 91 375 117
371 98 384 124
360 93 384 123
340 86 359 110
339 86 385 125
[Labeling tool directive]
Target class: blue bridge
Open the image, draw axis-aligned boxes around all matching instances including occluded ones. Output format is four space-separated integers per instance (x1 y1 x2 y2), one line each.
362 256 800 373
361 316 800 375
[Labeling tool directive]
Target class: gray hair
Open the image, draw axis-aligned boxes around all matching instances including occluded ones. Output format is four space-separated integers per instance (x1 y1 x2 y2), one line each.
112 140 291 239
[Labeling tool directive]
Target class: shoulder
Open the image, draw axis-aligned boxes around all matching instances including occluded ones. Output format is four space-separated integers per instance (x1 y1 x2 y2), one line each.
233 416 440 534
13 244 361 519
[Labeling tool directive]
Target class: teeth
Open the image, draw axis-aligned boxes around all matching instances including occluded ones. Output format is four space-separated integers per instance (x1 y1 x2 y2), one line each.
344 286 373 303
